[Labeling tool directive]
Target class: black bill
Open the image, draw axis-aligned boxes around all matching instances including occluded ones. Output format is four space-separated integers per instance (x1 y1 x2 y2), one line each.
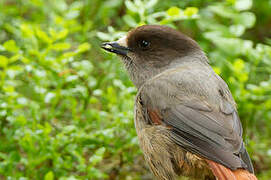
101 42 130 56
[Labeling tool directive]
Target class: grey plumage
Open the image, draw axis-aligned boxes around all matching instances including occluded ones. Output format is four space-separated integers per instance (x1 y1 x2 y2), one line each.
138 60 253 173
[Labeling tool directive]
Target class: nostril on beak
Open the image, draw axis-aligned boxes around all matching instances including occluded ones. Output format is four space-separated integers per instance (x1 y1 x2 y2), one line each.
101 42 112 48
101 41 130 56
101 42 110 46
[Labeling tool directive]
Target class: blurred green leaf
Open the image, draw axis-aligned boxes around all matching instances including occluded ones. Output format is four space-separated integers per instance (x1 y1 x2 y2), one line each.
235 12 256 28
77 42 91 53
123 15 138 27
167 7 180 16
184 7 198 17
230 25 245 36
234 0 253 11
56 29 69 40
51 42 71 51
44 171 54 180
145 0 158 8
36 28 52 44
20 24 34 37
0 55 8 68
233 59 245 71
3 40 19 53
125 0 138 12
97 32 113 41
89 147 106 166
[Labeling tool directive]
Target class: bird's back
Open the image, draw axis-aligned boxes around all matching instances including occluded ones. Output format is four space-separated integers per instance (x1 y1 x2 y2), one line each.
135 64 256 179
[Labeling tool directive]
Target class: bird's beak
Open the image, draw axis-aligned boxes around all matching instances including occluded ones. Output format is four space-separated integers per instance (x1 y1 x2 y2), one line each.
101 36 130 56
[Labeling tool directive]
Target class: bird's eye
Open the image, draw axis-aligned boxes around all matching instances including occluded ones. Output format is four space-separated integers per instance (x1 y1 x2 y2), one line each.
139 40 150 49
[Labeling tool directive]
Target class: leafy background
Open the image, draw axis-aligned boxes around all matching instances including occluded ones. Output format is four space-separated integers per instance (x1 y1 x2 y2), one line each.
0 0 271 179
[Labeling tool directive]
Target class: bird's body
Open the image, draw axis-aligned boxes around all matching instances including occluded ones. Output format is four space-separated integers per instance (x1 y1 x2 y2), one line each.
102 25 257 180
134 61 253 180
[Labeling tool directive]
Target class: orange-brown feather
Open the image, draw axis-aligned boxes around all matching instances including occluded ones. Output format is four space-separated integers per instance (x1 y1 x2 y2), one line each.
148 109 162 125
206 159 257 180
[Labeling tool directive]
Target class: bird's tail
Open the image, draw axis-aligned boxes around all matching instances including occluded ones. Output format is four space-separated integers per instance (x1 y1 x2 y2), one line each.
206 160 257 180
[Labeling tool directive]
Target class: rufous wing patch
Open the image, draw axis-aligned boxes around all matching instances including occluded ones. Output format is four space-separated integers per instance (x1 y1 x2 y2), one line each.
233 169 258 180
206 159 257 180
148 109 162 125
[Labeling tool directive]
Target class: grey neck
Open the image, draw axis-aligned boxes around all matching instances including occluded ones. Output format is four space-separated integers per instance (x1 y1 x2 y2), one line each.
125 50 208 89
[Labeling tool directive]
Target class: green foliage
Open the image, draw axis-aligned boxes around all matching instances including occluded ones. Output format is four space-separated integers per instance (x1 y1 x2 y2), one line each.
0 0 270 179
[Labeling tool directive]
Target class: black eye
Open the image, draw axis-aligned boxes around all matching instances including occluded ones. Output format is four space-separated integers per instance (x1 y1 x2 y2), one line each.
139 40 150 49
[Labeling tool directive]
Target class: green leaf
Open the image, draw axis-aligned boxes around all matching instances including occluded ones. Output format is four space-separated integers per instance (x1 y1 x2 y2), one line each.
97 32 112 41
134 0 143 8
0 45 4 51
213 67 221 75
77 43 91 53
204 33 253 56
9 54 21 63
22 57 30 64
62 52 76 58
125 0 138 12
167 7 180 16
56 29 69 40
238 73 248 82
0 55 8 68
3 40 19 53
20 24 34 37
49 28 57 39
208 5 236 18
3 85 14 93
36 28 52 44
44 171 54 180
184 7 198 17
233 59 245 71
234 12 256 28
89 147 106 166
15 115 27 126
51 43 71 51
123 15 138 27
227 0 236 4
234 0 252 11
229 25 245 37
145 0 158 8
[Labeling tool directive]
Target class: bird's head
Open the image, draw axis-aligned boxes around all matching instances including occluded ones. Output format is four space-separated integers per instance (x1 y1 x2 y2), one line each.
102 25 206 88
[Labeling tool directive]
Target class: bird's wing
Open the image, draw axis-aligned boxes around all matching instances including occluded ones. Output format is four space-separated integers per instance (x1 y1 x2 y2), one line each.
138 65 254 173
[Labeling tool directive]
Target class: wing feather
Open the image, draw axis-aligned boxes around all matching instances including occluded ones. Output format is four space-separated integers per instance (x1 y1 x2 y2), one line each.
139 66 254 173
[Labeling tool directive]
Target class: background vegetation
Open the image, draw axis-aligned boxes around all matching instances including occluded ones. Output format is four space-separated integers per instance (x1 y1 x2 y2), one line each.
0 0 270 179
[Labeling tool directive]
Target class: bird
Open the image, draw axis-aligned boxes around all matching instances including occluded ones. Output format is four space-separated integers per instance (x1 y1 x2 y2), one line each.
101 25 257 180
